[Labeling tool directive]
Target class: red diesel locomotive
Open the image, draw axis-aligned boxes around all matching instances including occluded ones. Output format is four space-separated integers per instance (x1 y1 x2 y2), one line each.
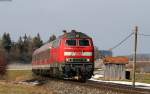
32 30 94 82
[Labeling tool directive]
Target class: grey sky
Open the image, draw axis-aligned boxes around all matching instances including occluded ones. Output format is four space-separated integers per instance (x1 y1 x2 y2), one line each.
0 0 150 55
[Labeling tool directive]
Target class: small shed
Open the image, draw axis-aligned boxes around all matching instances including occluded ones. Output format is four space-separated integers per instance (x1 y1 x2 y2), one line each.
103 57 129 80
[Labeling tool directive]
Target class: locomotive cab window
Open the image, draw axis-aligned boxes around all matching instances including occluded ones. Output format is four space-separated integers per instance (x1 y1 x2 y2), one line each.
66 39 76 46
79 39 90 46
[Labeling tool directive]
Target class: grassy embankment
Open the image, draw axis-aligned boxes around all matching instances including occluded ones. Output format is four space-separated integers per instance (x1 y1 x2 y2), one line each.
135 73 150 83
0 70 54 94
5 70 32 81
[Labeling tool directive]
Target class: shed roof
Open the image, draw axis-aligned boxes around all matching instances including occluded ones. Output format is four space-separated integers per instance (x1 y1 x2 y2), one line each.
103 56 129 64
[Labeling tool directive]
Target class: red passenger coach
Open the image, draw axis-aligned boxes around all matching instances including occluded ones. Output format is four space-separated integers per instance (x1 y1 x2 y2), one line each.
32 30 94 82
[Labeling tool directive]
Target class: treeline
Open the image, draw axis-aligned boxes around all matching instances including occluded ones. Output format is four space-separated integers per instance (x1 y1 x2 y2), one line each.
128 54 150 61
0 32 56 64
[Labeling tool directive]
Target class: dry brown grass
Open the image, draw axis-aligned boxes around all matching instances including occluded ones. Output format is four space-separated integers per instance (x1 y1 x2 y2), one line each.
5 70 33 81
0 70 55 94
0 81 54 94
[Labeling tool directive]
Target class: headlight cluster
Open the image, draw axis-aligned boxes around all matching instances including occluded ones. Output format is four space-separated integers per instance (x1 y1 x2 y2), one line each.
66 58 90 62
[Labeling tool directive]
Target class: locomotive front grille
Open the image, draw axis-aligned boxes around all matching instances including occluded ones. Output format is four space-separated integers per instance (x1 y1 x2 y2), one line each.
66 58 90 62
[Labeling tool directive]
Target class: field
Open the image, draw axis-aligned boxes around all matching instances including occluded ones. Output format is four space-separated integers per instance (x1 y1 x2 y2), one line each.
121 73 150 84
0 81 54 94
5 70 33 81
0 70 150 94
0 70 54 94
135 73 150 83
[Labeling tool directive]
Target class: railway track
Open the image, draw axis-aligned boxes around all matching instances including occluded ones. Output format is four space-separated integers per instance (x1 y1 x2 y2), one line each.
86 80 150 94
21 77 150 94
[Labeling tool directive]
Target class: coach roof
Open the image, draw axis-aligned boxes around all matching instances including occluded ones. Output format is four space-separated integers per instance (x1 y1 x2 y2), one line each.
33 42 52 55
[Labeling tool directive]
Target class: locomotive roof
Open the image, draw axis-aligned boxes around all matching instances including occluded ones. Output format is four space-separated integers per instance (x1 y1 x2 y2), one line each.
59 31 91 39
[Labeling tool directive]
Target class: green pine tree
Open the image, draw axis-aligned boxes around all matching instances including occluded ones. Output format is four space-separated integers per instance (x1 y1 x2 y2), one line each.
32 33 43 50
48 34 56 42
2 32 12 53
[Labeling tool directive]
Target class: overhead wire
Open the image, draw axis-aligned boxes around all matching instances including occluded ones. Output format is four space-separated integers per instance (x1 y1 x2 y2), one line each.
138 33 150 37
109 32 134 51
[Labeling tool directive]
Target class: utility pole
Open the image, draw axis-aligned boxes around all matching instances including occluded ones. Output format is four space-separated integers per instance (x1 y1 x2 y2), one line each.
132 26 138 87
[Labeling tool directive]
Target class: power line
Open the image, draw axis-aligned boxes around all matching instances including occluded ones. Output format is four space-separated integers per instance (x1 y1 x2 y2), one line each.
138 33 150 37
0 0 12 2
109 32 134 51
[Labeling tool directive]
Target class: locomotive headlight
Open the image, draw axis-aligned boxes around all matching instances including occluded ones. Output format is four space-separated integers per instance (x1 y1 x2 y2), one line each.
66 58 69 62
87 59 90 62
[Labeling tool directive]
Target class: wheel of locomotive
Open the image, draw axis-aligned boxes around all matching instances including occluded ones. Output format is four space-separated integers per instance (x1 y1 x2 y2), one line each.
53 67 60 78
32 69 40 79
32 69 37 76
80 73 86 82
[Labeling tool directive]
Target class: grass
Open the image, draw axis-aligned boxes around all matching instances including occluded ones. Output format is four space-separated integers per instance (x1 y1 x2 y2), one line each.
135 73 150 83
121 73 150 84
0 82 54 94
5 70 33 81
0 70 54 94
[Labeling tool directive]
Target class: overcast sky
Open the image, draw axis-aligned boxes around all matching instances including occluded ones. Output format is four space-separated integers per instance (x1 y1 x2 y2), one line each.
0 0 150 55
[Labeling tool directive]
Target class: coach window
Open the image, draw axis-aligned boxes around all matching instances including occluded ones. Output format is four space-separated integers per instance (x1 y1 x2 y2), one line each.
32 56 34 61
36 54 38 61
55 39 59 47
42 52 44 60
39 53 41 60
45 50 48 59
52 40 56 48
47 49 50 58
33 55 36 61
52 39 60 48
52 41 55 48
66 39 76 46
79 39 90 46
37 54 39 60
35 55 37 61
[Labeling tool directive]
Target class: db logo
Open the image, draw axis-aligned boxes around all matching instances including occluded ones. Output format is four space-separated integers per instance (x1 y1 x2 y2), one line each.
75 52 82 56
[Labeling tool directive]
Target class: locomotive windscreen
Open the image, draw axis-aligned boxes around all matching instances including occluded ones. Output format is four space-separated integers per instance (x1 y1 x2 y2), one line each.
66 40 76 46
79 39 90 46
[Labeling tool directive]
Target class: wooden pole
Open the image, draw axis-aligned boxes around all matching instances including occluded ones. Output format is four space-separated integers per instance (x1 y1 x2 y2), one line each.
132 26 138 87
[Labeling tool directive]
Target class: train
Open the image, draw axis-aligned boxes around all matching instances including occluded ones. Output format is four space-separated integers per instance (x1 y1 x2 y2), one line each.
32 30 94 82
